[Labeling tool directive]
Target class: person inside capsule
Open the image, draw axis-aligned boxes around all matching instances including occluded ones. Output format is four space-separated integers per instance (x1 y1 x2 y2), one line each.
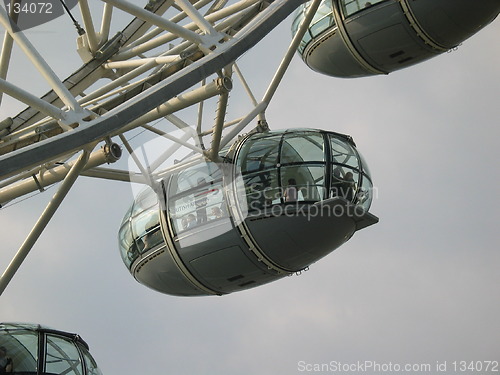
284 178 298 202
0 346 13 373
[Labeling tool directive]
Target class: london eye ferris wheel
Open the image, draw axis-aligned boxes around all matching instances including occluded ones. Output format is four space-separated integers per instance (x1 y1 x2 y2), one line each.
0 1 498 373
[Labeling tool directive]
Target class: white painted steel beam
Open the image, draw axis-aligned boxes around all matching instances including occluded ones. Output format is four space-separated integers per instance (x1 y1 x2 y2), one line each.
0 0 305 181
103 56 179 69
79 0 99 52
113 0 260 61
0 150 91 296
0 5 84 113
262 0 322 105
221 0 322 147
0 144 121 205
0 78 72 126
115 77 232 136
174 0 222 37
100 3 114 44
209 91 229 160
101 0 209 47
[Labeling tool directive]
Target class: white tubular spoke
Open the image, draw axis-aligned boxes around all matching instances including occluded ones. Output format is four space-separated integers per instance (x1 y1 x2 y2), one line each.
112 0 260 61
100 3 114 44
0 5 84 115
0 0 21 107
209 91 229 160
165 114 198 138
101 0 210 48
0 29 14 107
78 59 159 105
233 63 258 106
163 113 203 152
103 56 179 69
0 149 92 296
127 0 214 49
0 0 305 189
219 101 267 148
148 131 193 172
0 78 70 126
115 77 231 136
262 0 322 105
78 77 151 107
78 0 99 52
174 0 223 38
0 0 314 298
119 134 156 187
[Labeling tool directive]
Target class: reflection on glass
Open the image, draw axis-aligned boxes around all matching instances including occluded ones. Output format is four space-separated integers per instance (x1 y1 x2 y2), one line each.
356 175 374 210
1 324 102 375
281 165 326 202
244 169 280 209
0 326 38 373
82 347 103 375
168 161 229 235
340 0 386 17
45 335 83 375
331 166 358 202
292 1 337 54
330 136 359 169
238 135 280 174
281 133 324 164
119 187 164 269
118 222 136 268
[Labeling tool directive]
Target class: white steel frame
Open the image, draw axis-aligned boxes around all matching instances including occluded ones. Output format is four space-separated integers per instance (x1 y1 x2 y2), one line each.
0 0 321 296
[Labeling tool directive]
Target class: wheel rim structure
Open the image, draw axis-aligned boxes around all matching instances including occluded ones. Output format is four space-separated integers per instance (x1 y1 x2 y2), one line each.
0 0 308 186
0 0 325 296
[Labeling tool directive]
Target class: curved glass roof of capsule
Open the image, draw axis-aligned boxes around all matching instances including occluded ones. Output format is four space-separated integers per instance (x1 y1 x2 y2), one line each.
0 322 102 375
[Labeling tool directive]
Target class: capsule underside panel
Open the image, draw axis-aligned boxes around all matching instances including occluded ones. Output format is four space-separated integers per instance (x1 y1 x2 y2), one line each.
246 206 356 271
408 0 500 48
189 245 280 292
306 30 369 77
350 4 438 72
133 246 208 296
171 221 282 295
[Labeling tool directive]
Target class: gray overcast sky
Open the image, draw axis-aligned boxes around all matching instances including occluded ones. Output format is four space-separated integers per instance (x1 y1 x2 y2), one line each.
1 4 499 375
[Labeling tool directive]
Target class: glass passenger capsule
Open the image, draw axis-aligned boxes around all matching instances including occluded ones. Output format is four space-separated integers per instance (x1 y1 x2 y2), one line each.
292 0 500 78
0 323 102 375
119 129 378 296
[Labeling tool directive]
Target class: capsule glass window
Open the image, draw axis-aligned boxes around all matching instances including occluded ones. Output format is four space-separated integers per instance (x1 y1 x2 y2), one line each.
244 169 280 210
340 0 387 17
45 334 84 375
281 165 326 202
130 187 157 217
81 345 103 375
132 208 163 254
281 133 325 164
356 174 374 211
237 134 281 174
168 162 228 234
330 166 359 202
118 222 136 268
330 136 359 170
0 326 38 372
309 1 335 38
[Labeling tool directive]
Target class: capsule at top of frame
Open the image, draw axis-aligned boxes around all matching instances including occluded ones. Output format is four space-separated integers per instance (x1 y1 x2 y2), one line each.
118 129 379 297
292 0 500 78
0 322 102 375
